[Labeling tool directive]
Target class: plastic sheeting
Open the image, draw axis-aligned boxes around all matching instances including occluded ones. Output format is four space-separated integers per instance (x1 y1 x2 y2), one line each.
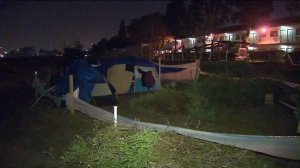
160 61 198 81
67 95 300 161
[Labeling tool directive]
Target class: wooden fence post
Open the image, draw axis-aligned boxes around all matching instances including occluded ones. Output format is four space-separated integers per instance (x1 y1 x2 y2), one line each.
297 121 300 134
158 56 161 89
69 74 74 114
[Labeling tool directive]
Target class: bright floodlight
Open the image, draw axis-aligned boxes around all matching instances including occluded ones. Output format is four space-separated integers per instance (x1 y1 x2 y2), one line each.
262 27 267 32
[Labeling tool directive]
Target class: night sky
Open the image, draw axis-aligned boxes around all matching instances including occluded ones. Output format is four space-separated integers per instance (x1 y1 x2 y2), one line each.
0 1 169 51
0 1 294 52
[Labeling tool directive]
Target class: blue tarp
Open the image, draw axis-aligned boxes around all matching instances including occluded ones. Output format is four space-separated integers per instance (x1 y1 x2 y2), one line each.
56 59 107 102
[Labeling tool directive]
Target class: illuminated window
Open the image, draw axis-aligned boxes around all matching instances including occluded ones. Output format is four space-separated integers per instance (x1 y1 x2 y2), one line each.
224 33 233 41
270 31 278 37
259 32 266 37
296 28 300 35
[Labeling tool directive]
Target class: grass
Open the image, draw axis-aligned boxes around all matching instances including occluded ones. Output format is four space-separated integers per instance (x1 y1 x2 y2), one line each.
117 76 298 135
62 126 161 168
63 125 300 168
1 58 299 167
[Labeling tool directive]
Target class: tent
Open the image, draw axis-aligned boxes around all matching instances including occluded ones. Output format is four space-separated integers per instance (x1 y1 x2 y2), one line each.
55 59 116 104
98 56 159 94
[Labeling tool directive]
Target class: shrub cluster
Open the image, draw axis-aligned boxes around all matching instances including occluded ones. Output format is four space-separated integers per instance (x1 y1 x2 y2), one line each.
129 77 274 121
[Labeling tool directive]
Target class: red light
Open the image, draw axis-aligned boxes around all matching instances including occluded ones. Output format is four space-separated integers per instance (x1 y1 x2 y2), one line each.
262 28 267 32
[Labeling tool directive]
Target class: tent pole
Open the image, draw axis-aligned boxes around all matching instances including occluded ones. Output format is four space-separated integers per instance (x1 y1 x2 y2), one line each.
34 71 38 100
134 66 136 94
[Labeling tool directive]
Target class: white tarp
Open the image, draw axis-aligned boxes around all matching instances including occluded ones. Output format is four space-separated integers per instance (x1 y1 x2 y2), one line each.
67 95 300 161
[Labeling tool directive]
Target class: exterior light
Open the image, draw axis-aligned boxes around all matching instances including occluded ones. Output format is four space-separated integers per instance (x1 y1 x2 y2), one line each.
248 46 256 51
280 26 292 30
262 27 267 33
280 45 293 52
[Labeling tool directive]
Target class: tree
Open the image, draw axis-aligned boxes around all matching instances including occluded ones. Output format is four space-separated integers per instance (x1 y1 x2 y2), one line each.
74 40 83 51
127 12 168 57
186 0 230 36
185 0 231 61
89 38 108 58
63 41 84 60
228 0 274 27
165 0 187 52
118 19 127 38
285 0 300 15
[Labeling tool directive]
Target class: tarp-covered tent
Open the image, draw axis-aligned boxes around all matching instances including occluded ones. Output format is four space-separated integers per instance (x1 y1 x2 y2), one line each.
55 59 116 103
98 56 160 94
160 61 198 81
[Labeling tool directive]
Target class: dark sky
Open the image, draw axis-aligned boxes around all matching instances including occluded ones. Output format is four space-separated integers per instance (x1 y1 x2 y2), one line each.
0 1 295 52
0 1 169 51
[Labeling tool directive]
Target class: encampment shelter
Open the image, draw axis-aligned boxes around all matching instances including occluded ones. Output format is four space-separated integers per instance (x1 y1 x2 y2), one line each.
98 56 159 94
55 59 116 104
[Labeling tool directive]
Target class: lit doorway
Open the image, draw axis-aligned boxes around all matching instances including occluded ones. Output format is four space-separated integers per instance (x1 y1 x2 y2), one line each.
280 29 293 44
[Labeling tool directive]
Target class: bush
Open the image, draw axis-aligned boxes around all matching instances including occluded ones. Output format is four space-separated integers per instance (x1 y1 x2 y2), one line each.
200 61 291 80
192 77 273 107
201 61 252 77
